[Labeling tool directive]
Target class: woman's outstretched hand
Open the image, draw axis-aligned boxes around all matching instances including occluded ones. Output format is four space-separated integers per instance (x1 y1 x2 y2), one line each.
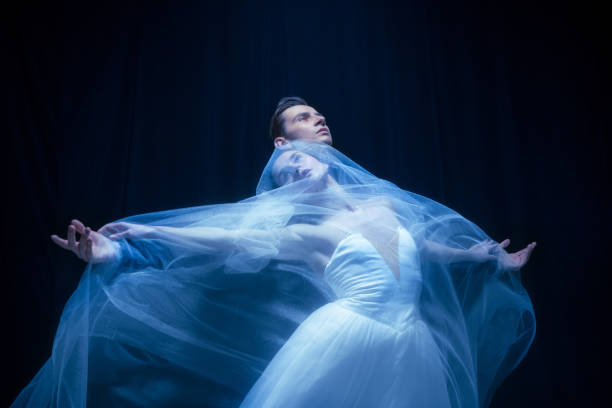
496 239 537 271
51 219 120 264
467 238 537 271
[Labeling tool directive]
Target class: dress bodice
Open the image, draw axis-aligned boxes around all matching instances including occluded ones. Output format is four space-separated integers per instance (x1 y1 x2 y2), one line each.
324 227 423 328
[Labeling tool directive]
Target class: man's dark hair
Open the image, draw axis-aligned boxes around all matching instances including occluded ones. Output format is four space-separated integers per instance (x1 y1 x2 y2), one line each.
268 96 309 140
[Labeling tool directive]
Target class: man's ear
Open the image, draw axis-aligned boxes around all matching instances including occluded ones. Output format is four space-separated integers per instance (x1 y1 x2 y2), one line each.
273 137 289 148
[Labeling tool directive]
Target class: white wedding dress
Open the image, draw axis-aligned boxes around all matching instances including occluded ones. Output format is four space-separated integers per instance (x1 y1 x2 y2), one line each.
240 227 452 407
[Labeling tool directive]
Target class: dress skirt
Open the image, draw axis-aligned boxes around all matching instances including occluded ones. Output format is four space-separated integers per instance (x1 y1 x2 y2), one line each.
240 301 451 408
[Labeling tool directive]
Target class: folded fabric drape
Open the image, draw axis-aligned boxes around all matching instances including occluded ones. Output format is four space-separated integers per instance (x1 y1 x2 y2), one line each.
13 142 535 407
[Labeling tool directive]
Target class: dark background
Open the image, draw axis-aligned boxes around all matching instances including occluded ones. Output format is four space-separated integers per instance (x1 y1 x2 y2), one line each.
5 0 608 406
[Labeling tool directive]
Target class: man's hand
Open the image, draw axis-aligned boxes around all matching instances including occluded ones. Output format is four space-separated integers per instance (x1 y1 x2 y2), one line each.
51 219 120 264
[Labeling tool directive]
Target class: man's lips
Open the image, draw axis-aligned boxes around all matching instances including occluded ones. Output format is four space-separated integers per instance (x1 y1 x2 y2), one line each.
317 128 329 134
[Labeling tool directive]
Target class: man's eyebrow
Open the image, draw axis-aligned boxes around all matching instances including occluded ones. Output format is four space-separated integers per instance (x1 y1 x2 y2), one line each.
292 112 308 122
292 111 323 122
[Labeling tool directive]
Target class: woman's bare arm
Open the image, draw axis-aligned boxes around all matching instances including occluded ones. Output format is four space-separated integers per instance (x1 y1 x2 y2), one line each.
53 217 335 267
422 238 536 270
97 221 319 262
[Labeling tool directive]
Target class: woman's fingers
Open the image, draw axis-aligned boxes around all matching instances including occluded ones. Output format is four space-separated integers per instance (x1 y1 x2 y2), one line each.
507 242 537 269
52 220 120 263
499 239 510 248
72 219 86 232
78 227 91 259
480 239 497 255
76 228 86 259
67 225 77 253
478 239 493 248
523 243 536 263
70 221 88 259
50 234 69 249
85 237 94 261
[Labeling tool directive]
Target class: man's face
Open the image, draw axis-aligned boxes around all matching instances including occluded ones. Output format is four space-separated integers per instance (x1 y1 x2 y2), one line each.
275 105 333 147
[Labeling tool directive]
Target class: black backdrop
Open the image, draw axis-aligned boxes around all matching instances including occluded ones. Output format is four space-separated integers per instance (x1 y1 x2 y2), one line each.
5 1 608 406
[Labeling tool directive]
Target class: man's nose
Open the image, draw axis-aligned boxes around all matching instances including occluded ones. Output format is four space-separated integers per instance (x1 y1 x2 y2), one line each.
315 117 326 127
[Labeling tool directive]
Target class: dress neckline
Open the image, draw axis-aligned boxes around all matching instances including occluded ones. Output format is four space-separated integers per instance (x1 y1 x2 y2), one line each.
323 232 358 273
323 226 406 274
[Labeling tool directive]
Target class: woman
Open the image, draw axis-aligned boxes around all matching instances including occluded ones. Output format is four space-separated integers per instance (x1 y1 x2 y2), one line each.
14 142 536 407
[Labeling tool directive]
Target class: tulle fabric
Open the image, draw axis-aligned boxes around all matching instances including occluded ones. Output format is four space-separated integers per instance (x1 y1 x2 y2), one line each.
13 142 535 407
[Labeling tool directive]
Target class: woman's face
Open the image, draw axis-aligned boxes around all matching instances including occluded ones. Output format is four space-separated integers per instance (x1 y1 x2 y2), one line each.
271 150 329 187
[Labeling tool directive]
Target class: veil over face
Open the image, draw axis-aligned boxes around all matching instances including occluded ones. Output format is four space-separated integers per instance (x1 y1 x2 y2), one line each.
13 142 535 408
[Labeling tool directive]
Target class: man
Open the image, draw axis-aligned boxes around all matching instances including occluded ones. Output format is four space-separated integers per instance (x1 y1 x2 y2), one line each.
269 96 333 148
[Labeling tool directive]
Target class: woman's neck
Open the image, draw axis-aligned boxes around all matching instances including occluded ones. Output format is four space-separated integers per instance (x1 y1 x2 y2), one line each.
305 176 357 212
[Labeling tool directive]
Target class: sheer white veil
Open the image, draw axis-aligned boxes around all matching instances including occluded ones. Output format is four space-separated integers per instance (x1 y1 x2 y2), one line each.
13 141 535 408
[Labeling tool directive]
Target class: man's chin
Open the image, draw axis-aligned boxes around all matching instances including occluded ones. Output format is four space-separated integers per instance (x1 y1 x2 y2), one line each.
318 135 333 145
